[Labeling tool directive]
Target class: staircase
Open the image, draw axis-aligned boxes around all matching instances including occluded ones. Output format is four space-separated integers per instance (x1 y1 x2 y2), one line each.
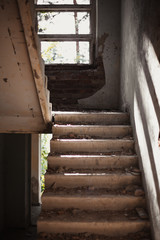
37 111 151 240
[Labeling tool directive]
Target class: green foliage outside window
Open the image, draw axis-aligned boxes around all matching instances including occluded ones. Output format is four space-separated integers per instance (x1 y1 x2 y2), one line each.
41 134 52 193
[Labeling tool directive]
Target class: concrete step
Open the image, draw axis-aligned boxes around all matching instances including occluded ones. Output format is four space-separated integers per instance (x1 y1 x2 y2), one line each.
37 231 151 240
52 125 132 139
41 193 146 211
48 154 138 169
50 139 134 154
37 211 150 236
43 184 144 196
45 172 141 190
53 111 130 125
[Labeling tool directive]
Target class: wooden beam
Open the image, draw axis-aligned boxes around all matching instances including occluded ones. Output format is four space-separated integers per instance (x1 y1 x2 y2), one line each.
17 0 52 125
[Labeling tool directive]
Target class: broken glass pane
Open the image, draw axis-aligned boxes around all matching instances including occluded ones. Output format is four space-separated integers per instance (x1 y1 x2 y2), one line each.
41 41 89 64
37 11 90 34
37 0 90 5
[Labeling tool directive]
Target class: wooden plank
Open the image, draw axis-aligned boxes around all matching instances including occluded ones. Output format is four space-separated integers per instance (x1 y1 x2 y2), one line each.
17 0 52 125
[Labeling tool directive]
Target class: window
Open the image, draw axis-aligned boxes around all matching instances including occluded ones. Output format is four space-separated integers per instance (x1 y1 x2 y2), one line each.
35 0 96 64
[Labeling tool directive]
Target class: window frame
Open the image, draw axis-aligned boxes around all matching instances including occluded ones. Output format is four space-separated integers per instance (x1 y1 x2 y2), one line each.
35 0 96 65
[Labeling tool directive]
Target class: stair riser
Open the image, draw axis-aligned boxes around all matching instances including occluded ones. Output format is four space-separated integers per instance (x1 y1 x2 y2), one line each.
48 156 138 169
45 174 141 189
52 125 132 139
50 140 134 153
42 196 146 211
54 113 130 125
37 221 150 236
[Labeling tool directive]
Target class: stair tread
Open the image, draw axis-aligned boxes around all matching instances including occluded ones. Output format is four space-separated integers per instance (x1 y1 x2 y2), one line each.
38 232 151 240
44 184 144 195
46 170 140 175
53 124 132 127
42 192 144 198
48 152 138 158
38 209 149 222
48 154 137 157
45 172 141 189
51 139 134 142
53 111 129 115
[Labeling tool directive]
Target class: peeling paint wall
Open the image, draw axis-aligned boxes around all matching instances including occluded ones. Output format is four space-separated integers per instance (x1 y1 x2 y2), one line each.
0 0 47 133
47 0 121 110
121 1 160 239
46 62 105 110
79 0 121 110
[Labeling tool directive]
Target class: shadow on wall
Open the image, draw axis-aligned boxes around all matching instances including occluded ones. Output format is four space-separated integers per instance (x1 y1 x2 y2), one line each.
136 0 160 227
121 1 160 239
134 74 160 209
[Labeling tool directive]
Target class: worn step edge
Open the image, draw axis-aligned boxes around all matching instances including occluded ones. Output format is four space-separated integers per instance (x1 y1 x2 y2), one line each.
50 139 134 153
53 112 130 125
48 155 138 169
41 194 146 211
37 219 150 236
52 125 132 138
45 173 141 189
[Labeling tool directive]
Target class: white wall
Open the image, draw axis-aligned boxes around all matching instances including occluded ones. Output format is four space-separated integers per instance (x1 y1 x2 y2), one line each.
121 1 160 239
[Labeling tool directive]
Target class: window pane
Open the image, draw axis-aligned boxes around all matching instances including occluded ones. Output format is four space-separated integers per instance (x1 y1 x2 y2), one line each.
76 0 90 4
77 12 90 34
37 0 90 4
38 11 90 34
37 0 74 4
41 41 89 64
38 12 75 34
79 41 89 63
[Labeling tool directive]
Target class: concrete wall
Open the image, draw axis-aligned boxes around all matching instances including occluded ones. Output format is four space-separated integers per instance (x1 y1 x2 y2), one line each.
0 134 31 232
121 1 160 239
79 0 121 109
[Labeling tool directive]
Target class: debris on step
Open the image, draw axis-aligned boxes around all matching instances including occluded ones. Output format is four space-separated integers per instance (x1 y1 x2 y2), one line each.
134 188 145 196
37 231 151 240
50 182 56 191
125 167 141 176
136 208 148 219
44 185 142 196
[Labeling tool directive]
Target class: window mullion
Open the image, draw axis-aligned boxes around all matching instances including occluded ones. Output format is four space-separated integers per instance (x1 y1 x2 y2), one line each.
38 34 92 41
35 4 92 12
